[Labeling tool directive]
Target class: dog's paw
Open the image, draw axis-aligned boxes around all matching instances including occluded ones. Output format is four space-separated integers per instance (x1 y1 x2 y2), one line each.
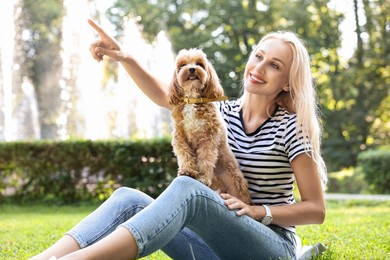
198 175 213 187
178 168 198 177
177 169 188 176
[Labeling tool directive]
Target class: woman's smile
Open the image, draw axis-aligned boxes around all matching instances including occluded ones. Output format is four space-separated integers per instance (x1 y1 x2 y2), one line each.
249 73 266 84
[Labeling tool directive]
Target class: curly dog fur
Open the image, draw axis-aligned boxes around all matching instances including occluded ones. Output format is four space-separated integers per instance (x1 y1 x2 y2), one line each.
169 48 251 204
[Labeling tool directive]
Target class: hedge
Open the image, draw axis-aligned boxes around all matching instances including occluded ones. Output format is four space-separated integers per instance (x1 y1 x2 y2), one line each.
0 139 177 203
357 148 390 194
2 140 388 204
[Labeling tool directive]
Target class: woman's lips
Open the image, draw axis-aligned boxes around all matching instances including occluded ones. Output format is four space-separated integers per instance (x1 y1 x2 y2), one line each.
249 73 266 84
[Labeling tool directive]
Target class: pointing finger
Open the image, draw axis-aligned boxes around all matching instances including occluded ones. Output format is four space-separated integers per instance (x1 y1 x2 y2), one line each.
87 19 110 39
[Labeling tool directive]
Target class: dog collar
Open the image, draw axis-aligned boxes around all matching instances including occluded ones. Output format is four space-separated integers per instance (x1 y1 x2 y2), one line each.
183 96 228 104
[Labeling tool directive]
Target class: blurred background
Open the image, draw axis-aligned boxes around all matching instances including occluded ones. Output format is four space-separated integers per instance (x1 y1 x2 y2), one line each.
0 0 388 176
1 2 388 258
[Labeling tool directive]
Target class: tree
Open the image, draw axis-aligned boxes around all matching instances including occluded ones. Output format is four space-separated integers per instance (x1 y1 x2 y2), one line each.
106 0 388 172
20 0 64 139
108 0 288 98
319 0 390 170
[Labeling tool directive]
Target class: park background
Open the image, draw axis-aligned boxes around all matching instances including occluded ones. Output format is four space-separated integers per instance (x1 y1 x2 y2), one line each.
0 0 389 259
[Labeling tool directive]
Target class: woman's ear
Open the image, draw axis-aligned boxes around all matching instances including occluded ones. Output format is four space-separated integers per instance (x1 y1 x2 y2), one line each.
283 83 290 92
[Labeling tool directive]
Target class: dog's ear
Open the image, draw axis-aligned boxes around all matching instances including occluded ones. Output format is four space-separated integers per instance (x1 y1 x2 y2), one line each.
204 61 224 98
169 70 183 105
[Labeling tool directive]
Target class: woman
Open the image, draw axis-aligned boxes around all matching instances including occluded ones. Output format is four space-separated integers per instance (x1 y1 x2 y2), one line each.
31 19 327 260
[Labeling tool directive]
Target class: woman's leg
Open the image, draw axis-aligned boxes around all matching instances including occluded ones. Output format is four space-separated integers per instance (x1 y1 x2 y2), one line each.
32 176 295 259
29 235 80 260
30 185 218 260
57 176 295 259
162 227 219 260
29 187 151 260
120 176 296 259
57 227 138 260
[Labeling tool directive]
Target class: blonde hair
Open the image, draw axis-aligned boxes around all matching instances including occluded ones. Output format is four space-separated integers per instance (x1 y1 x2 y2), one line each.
245 31 327 186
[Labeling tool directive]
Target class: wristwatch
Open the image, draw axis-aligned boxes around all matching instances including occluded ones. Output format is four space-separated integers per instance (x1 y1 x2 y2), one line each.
261 205 273 225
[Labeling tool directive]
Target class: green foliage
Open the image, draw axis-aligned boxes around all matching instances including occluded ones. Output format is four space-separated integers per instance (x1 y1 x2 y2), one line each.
326 168 369 194
105 0 389 173
109 0 342 98
357 148 390 194
327 148 390 194
320 0 390 171
0 139 177 204
15 0 389 183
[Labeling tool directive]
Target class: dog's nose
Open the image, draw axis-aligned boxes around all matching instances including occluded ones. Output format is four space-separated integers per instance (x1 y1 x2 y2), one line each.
189 68 196 74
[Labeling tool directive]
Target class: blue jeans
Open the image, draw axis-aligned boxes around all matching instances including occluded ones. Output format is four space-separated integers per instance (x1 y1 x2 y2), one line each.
67 176 297 259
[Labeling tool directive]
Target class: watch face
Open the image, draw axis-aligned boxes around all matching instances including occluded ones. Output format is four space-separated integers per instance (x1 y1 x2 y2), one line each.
262 216 272 225
262 205 272 225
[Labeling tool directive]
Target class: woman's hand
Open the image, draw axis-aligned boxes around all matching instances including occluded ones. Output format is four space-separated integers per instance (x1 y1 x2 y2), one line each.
88 19 126 62
221 193 263 220
87 19 172 110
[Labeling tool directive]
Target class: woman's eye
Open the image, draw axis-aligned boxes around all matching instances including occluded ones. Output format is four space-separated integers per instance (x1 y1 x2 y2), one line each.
255 54 263 60
271 63 279 69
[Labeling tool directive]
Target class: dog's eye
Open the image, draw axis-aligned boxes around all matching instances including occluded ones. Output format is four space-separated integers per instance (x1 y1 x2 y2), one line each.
177 63 186 70
196 63 205 69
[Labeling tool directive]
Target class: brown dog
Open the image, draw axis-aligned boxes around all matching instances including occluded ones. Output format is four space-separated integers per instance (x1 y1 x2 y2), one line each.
169 48 251 204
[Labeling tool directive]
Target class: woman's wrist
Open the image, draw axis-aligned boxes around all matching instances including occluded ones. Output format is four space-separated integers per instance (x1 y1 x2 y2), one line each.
254 205 266 221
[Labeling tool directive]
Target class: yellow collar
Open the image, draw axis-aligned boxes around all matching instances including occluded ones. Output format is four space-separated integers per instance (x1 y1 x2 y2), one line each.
183 96 228 104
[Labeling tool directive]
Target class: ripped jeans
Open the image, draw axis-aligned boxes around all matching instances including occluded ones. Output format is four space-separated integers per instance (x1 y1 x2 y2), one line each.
67 176 297 259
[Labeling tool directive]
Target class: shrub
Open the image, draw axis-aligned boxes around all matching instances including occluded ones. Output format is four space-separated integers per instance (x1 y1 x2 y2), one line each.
357 148 390 194
0 139 177 203
326 167 369 194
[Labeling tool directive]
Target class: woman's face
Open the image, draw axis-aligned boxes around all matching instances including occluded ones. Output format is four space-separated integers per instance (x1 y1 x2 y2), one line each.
244 38 293 98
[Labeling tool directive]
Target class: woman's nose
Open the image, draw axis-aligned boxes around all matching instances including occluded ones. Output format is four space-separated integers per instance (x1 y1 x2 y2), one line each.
255 61 266 74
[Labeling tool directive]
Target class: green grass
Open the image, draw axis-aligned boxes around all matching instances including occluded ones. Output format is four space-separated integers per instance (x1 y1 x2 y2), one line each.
1 200 389 260
297 200 390 259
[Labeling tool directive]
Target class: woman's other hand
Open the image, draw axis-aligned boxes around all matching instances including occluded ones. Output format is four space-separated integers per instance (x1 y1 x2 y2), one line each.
221 193 263 220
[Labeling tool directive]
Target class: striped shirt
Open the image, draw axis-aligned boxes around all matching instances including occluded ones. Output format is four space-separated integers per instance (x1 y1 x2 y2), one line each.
217 99 310 232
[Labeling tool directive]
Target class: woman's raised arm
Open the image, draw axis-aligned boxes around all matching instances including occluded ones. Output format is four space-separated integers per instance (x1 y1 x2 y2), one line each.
88 19 172 110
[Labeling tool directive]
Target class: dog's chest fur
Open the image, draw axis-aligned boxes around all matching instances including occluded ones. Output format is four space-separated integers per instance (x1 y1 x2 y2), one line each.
182 104 207 132
174 103 221 143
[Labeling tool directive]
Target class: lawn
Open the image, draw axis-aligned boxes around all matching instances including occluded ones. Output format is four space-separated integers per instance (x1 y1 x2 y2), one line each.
1 200 389 260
